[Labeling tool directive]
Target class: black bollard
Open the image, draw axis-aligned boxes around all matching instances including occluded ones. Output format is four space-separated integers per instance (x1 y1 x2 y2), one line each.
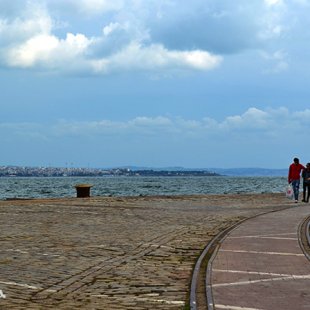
75 184 93 198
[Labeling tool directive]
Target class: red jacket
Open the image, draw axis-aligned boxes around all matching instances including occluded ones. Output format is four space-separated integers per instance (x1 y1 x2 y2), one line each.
288 163 305 182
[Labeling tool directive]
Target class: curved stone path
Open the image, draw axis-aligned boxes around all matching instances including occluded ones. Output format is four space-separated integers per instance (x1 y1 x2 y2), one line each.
207 204 310 310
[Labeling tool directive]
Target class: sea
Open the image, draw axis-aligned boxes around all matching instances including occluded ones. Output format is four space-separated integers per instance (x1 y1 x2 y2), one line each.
0 176 288 200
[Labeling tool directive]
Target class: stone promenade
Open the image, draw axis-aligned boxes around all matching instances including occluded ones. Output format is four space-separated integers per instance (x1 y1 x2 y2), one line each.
0 194 294 309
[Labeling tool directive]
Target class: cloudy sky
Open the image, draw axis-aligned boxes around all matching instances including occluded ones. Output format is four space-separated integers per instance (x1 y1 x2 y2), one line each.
1 0 310 169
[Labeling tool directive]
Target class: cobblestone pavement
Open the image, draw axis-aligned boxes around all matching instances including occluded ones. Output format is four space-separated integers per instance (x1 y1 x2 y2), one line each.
0 194 293 309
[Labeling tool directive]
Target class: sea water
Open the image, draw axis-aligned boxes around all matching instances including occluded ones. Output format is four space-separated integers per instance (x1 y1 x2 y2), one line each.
0 176 287 200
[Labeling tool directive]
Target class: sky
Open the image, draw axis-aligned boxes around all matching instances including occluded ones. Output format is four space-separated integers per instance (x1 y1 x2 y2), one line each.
1 0 310 169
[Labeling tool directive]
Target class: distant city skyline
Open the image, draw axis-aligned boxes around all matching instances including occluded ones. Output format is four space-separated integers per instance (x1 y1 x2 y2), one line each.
1 1 310 169
0 165 288 177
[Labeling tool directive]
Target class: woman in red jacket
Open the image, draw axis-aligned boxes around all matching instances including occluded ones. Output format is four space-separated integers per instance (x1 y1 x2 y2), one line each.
288 157 305 203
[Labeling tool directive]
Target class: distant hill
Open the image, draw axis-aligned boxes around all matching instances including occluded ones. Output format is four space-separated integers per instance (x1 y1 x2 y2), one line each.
117 166 187 171
208 168 287 177
117 166 288 177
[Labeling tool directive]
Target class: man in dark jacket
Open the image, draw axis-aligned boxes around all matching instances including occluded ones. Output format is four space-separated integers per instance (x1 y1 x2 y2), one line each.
302 163 310 203
288 157 305 203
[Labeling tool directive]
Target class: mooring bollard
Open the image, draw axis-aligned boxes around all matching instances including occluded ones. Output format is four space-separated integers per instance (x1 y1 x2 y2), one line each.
75 184 93 198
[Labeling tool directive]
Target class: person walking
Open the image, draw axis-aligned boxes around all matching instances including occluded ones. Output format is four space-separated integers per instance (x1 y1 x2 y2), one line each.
302 163 310 203
288 157 305 203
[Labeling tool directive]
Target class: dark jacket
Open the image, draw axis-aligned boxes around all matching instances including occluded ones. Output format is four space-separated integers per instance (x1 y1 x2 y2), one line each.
302 169 310 184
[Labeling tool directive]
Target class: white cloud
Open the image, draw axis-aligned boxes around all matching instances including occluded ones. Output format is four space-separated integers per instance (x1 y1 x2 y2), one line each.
91 43 222 74
0 6 53 46
7 35 59 67
0 122 48 141
2 107 309 167
6 32 92 69
260 49 289 73
222 108 270 130
103 23 122 36
0 1 222 75
60 0 124 15
2 108 309 141
129 116 172 127
293 109 310 118
0 0 307 75
259 0 287 41
264 0 283 7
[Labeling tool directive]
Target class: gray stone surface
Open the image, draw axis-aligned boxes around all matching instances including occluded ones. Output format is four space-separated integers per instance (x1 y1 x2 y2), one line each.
0 194 291 309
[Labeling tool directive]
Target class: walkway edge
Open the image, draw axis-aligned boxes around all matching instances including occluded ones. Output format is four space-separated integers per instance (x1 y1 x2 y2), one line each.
190 221 240 309
298 215 310 261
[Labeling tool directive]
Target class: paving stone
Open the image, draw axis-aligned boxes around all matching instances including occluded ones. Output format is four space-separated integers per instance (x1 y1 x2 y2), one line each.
0 193 292 309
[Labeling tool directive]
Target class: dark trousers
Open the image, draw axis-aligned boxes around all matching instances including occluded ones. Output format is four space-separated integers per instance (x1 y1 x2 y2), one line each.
303 183 310 202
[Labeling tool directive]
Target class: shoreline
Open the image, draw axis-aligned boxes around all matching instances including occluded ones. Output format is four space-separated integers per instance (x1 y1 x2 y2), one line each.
1 191 287 202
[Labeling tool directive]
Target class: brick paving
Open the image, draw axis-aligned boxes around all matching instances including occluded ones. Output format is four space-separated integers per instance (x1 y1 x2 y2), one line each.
209 203 310 310
0 194 292 309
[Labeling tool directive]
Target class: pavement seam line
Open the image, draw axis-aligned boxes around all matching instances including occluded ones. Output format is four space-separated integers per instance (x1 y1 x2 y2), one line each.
211 274 310 287
219 249 304 256
228 236 297 240
212 269 292 277
216 304 265 310
0 280 56 292
228 232 296 238
91 295 186 305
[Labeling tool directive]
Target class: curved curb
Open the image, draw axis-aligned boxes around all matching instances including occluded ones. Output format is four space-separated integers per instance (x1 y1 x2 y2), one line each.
205 221 246 310
298 215 310 261
189 206 293 310
189 222 241 309
307 218 310 247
